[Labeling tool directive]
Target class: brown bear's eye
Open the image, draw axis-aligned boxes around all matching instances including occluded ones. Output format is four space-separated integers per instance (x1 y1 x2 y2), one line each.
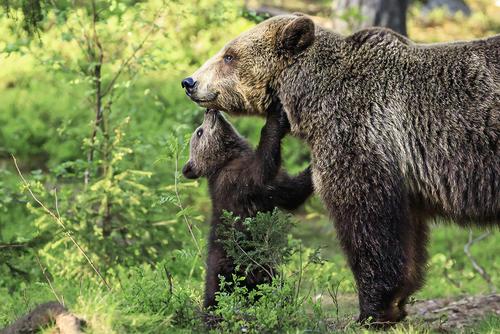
223 54 234 64
196 129 203 138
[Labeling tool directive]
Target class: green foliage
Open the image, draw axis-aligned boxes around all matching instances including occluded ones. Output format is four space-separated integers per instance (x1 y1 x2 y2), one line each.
1 0 44 35
218 209 296 276
28 117 171 281
0 1 499 333
117 262 202 331
213 276 328 334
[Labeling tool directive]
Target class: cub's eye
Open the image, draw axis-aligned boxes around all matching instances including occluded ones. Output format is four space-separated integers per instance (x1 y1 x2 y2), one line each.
223 54 234 64
196 129 203 138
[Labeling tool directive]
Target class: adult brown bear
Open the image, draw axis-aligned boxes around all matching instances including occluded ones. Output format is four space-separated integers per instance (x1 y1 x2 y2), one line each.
181 14 499 325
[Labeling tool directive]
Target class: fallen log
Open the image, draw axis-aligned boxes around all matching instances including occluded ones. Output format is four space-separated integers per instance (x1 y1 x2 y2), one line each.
0 301 83 334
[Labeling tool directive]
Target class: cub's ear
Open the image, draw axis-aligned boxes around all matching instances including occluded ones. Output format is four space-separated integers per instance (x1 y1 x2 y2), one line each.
278 16 315 56
182 161 199 179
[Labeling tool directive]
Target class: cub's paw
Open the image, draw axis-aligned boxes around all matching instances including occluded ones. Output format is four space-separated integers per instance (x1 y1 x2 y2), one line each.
278 109 291 135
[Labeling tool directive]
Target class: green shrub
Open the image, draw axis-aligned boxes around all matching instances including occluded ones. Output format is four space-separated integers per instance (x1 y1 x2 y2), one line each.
218 209 296 277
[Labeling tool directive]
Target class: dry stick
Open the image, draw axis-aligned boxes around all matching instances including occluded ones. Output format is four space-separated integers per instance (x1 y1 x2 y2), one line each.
35 254 63 305
230 229 274 279
84 0 105 187
173 151 202 257
163 265 174 305
12 155 111 290
234 241 274 280
464 229 496 293
99 13 160 99
0 243 27 249
327 279 342 321
54 187 62 220
443 267 462 290
295 243 303 303
83 6 162 186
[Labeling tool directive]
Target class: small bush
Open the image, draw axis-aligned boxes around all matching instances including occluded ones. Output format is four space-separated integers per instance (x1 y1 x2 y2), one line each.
218 209 296 277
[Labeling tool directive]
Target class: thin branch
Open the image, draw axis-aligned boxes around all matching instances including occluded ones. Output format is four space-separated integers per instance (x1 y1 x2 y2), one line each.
35 254 63 305
12 155 111 290
100 10 162 99
464 229 496 293
295 243 302 303
0 242 28 249
84 0 105 186
173 150 202 257
54 188 61 220
163 265 174 305
443 267 462 290
5 262 30 279
229 226 274 279
327 279 343 321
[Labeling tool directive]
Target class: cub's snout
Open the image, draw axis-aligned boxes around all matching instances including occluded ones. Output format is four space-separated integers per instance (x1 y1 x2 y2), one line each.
182 161 199 179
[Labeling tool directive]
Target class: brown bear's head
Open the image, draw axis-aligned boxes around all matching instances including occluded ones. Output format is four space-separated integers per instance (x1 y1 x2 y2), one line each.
182 109 250 179
181 14 315 115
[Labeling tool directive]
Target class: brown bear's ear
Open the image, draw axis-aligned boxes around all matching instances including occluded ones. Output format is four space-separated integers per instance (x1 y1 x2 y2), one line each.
278 16 315 56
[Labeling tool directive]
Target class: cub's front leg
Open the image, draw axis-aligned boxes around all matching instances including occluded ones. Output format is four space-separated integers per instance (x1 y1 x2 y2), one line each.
252 97 290 184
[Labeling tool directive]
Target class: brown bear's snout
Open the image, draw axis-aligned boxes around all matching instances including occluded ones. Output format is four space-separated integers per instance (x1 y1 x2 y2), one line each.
181 77 197 96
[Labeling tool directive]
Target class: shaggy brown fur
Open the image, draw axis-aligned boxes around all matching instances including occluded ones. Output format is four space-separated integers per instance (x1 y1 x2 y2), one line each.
182 102 313 310
183 14 499 325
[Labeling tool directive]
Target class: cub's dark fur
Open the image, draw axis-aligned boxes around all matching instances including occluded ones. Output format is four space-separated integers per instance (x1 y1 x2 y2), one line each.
182 103 313 310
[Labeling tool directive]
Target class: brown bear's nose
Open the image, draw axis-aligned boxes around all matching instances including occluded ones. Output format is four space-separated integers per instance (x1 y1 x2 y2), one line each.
181 77 197 95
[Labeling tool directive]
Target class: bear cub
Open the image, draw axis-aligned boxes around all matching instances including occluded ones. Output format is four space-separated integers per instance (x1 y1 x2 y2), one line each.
182 101 313 313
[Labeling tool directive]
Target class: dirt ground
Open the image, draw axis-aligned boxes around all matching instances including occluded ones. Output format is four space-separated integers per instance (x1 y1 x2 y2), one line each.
408 294 500 332
326 294 499 332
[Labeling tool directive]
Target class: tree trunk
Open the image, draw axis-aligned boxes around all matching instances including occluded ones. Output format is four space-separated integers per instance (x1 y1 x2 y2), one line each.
334 0 409 36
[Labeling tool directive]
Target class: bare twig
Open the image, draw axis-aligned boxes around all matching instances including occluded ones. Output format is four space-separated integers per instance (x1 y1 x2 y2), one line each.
163 265 174 296
0 243 28 249
5 262 30 279
163 265 174 305
54 188 61 220
35 254 63 305
230 228 274 279
443 267 462 290
173 150 202 257
12 155 111 290
295 243 303 303
327 279 343 321
99 13 161 99
84 0 105 186
83 4 162 187
464 229 496 293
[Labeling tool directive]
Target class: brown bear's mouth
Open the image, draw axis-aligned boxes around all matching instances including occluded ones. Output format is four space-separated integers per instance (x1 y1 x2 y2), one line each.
190 92 219 104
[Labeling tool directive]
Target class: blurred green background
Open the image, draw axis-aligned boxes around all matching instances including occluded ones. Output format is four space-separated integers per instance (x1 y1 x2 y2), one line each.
0 0 498 333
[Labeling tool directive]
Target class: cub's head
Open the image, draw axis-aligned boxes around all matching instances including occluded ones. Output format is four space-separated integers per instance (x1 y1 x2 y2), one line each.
181 14 315 115
182 109 250 179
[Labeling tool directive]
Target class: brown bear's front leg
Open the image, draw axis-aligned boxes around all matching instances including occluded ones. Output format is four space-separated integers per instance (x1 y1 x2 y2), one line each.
397 212 430 316
319 154 412 326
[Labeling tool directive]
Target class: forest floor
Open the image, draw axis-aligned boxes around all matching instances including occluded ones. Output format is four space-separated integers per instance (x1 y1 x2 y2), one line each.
323 294 500 333
408 294 500 332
